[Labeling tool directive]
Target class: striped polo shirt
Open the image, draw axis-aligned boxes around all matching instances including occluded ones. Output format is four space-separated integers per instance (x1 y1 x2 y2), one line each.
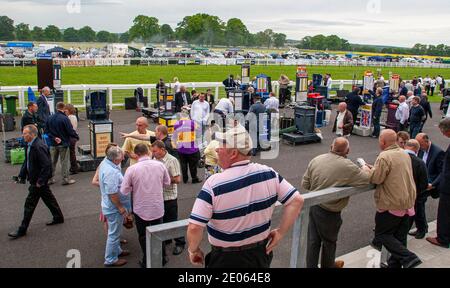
189 160 300 248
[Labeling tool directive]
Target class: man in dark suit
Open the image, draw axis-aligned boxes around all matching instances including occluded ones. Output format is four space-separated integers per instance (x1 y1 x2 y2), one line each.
36 87 51 131
345 87 365 129
8 125 64 239
405 140 429 239
174 86 192 113
412 133 445 238
427 118 450 248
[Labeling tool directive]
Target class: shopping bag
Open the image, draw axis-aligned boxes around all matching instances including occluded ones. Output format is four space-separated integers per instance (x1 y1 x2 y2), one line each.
10 148 25 165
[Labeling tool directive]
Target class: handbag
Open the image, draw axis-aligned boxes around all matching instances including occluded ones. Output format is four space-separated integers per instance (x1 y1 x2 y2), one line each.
123 214 134 229
10 148 25 165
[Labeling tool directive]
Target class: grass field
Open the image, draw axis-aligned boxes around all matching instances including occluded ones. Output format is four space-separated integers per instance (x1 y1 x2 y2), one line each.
1 65 449 104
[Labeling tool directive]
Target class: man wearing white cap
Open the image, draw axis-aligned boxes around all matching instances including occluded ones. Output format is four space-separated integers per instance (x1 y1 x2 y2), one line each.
186 126 304 268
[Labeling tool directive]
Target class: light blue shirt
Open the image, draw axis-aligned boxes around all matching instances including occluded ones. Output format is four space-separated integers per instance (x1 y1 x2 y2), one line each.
99 159 131 215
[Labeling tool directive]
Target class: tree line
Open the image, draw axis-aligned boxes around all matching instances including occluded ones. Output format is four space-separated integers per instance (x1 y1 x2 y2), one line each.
0 14 286 48
295 34 450 58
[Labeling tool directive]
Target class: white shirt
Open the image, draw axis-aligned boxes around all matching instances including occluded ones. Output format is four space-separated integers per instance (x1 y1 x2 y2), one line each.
395 102 410 125
436 77 443 85
215 98 234 114
430 79 437 88
190 100 210 125
174 81 181 93
336 111 345 136
264 97 279 111
327 77 333 90
424 77 431 85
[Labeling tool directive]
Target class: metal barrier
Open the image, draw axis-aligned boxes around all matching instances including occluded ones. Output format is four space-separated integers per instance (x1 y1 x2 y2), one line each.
146 185 375 268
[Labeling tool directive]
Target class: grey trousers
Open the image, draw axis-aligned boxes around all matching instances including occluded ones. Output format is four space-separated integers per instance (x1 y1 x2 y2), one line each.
307 205 343 268
50 146 70 181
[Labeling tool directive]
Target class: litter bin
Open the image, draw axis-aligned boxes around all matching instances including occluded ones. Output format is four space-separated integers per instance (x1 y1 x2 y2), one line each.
5 95 18 116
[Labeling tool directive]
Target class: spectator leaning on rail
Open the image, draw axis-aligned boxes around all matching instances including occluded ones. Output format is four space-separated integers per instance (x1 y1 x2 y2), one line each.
97 146 131 267
120 144 171 268
187 126 304 268
363 129 422 268
427 118 450 248
46 102 79 186
404 140 429 240
302 137 370 268
372 88 384 138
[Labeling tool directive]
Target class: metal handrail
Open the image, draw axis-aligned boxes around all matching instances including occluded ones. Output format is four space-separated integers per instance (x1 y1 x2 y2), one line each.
146 185 375 268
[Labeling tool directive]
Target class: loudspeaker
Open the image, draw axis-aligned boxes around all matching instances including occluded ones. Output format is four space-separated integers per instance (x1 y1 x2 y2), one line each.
125 97 137 110
86 91 108 120
54 90 64 105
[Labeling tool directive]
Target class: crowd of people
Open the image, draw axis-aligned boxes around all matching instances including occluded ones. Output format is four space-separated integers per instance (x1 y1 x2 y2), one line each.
6 74 450 269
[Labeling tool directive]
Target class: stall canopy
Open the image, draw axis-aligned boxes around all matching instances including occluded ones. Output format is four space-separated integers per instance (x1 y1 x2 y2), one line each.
46 46 72 58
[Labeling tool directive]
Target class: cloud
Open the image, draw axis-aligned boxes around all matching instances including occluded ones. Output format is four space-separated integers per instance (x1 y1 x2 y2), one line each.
1 0 124 5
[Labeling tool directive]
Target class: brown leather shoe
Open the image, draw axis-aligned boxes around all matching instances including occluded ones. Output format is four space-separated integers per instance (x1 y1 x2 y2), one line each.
334 260 345 268
104 258 127 267
426 237 448 248
119 250 130 257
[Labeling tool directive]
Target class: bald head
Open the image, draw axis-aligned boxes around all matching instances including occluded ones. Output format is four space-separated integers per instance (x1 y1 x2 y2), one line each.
136 117 149 133
407 91 414 97
405 139 420 154
338 102 347 112
379 129 398 151
331 137 350 157
399 96 406 103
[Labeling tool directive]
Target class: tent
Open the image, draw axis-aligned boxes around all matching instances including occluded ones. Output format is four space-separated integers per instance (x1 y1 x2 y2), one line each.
46 46 72 58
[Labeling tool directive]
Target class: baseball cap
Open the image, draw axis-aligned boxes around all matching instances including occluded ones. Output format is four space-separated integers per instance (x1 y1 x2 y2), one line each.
215 126 253 156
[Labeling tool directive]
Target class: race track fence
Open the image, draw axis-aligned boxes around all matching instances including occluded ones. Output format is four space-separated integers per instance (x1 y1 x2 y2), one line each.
146 185 376 268
0 80 360 111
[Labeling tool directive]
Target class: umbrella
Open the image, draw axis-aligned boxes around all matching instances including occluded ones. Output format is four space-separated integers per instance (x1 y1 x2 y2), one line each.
27 87 36 102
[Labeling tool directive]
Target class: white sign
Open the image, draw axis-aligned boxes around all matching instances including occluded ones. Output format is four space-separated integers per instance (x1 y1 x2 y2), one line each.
95 58 125 66
95 124 112 133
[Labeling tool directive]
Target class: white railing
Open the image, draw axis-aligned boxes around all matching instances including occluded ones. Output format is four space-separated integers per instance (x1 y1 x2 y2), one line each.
0 80 361 111
2 57 450 68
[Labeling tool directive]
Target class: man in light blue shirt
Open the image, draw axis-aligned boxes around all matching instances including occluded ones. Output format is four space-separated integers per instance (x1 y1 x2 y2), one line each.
99 146 131 267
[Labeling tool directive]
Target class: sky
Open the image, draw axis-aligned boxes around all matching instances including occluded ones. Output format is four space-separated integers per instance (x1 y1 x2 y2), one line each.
1 0 449 47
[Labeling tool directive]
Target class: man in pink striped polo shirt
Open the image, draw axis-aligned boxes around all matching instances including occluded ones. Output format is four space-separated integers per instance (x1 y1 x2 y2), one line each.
121 143 171 267
187 126 304 268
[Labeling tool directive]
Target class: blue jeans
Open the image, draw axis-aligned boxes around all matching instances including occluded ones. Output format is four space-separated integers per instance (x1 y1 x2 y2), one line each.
104 212 123 265
409 122 421 139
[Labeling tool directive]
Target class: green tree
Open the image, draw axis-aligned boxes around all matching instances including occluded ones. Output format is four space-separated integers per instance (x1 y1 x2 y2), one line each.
0 16 15 40
119 32 130 43
78 26 96 42
325 35 343 50
63 27 79 42
96 30 111 42
310 34 327 50
108 33 119 43
176 14 225 46
129 15 160 42
15 23 32 41
225 18 249 46
31 26 45 41
160 24 174 42
273 33 286 48
44 25 62 41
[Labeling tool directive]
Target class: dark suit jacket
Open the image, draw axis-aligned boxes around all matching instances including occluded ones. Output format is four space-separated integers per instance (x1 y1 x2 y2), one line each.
21 110 39 131
345 92 365 114
418 143 445 186
440 145 450 198
174 91 192 113
332 110 354 136
36 95 50 128
408 153 429 195
19 137 53 186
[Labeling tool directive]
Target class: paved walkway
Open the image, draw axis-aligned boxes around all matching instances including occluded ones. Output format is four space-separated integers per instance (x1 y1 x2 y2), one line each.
340 221 450 268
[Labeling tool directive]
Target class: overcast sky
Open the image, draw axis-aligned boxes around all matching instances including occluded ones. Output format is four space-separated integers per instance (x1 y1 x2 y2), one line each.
1 0 449 47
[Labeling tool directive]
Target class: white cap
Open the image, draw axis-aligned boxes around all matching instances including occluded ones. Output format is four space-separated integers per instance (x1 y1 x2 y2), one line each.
215 126 253 156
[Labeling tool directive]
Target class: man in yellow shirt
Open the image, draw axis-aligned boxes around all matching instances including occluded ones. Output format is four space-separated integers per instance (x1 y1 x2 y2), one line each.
122 117 154 166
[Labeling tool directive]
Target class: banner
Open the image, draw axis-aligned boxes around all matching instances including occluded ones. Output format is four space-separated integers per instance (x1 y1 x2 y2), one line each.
363 70 374 91
360 104 372 129
95 58 125 66
54 59 95 67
